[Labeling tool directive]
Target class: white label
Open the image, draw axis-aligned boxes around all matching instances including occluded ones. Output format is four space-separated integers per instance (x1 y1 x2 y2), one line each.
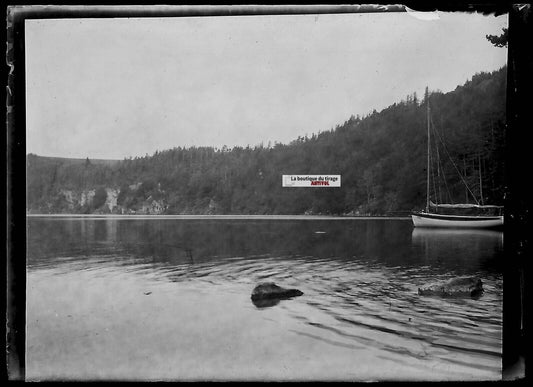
282 175 341 187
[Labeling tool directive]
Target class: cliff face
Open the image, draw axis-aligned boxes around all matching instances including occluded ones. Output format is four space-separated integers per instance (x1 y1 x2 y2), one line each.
105 188 119 212
31 186 169 215
139 198 167 215
80 190 95 207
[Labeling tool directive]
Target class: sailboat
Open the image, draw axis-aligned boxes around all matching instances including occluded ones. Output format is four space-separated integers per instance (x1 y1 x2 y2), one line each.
411 91 504 229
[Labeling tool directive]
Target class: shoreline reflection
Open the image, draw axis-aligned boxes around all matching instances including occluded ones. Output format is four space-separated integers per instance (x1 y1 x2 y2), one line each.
411 228 504 272
412 228 503 249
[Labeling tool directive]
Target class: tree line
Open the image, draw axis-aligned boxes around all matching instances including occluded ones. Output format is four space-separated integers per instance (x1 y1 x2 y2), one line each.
26 66 507 215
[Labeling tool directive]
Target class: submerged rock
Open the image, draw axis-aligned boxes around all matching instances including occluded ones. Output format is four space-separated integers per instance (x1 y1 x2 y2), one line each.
418 277 484 298
251 282 303 304
251 298 282 308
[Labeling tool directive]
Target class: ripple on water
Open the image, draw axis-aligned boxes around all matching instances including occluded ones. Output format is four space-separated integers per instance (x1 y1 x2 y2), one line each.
26 218 503 380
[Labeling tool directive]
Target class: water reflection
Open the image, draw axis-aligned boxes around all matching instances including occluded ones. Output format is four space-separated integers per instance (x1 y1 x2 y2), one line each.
412 228 504 246
27 218 505 283
28 218 417 268
105 218 117 241
411 228 504 273
251 298 281 308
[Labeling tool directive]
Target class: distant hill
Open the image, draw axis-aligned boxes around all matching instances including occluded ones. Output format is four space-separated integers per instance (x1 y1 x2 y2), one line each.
26 66 506 215
27 155 121 167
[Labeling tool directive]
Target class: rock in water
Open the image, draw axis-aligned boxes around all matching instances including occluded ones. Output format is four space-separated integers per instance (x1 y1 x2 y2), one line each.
251 282 303 301
418 277 484 298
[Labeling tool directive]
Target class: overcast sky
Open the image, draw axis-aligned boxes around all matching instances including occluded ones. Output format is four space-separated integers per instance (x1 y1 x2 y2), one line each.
25 11 507 160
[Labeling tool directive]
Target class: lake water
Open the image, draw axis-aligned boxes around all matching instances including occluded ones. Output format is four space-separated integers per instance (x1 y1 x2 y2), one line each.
26 217 504 381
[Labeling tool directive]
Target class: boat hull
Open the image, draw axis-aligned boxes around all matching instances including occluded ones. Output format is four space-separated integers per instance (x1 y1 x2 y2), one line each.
412 212 503 229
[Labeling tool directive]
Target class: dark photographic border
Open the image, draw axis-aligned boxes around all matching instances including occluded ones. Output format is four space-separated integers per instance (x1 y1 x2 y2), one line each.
6 3 529 381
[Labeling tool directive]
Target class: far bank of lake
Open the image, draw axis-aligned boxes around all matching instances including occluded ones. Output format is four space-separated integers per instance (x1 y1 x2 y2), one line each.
26 213 411 220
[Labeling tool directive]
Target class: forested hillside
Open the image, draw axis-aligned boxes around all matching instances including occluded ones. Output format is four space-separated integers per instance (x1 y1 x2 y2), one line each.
26 66 506 215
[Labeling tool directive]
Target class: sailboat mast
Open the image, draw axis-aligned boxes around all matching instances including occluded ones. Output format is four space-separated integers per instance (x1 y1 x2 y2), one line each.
426 88 430 213
478 154 484 205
